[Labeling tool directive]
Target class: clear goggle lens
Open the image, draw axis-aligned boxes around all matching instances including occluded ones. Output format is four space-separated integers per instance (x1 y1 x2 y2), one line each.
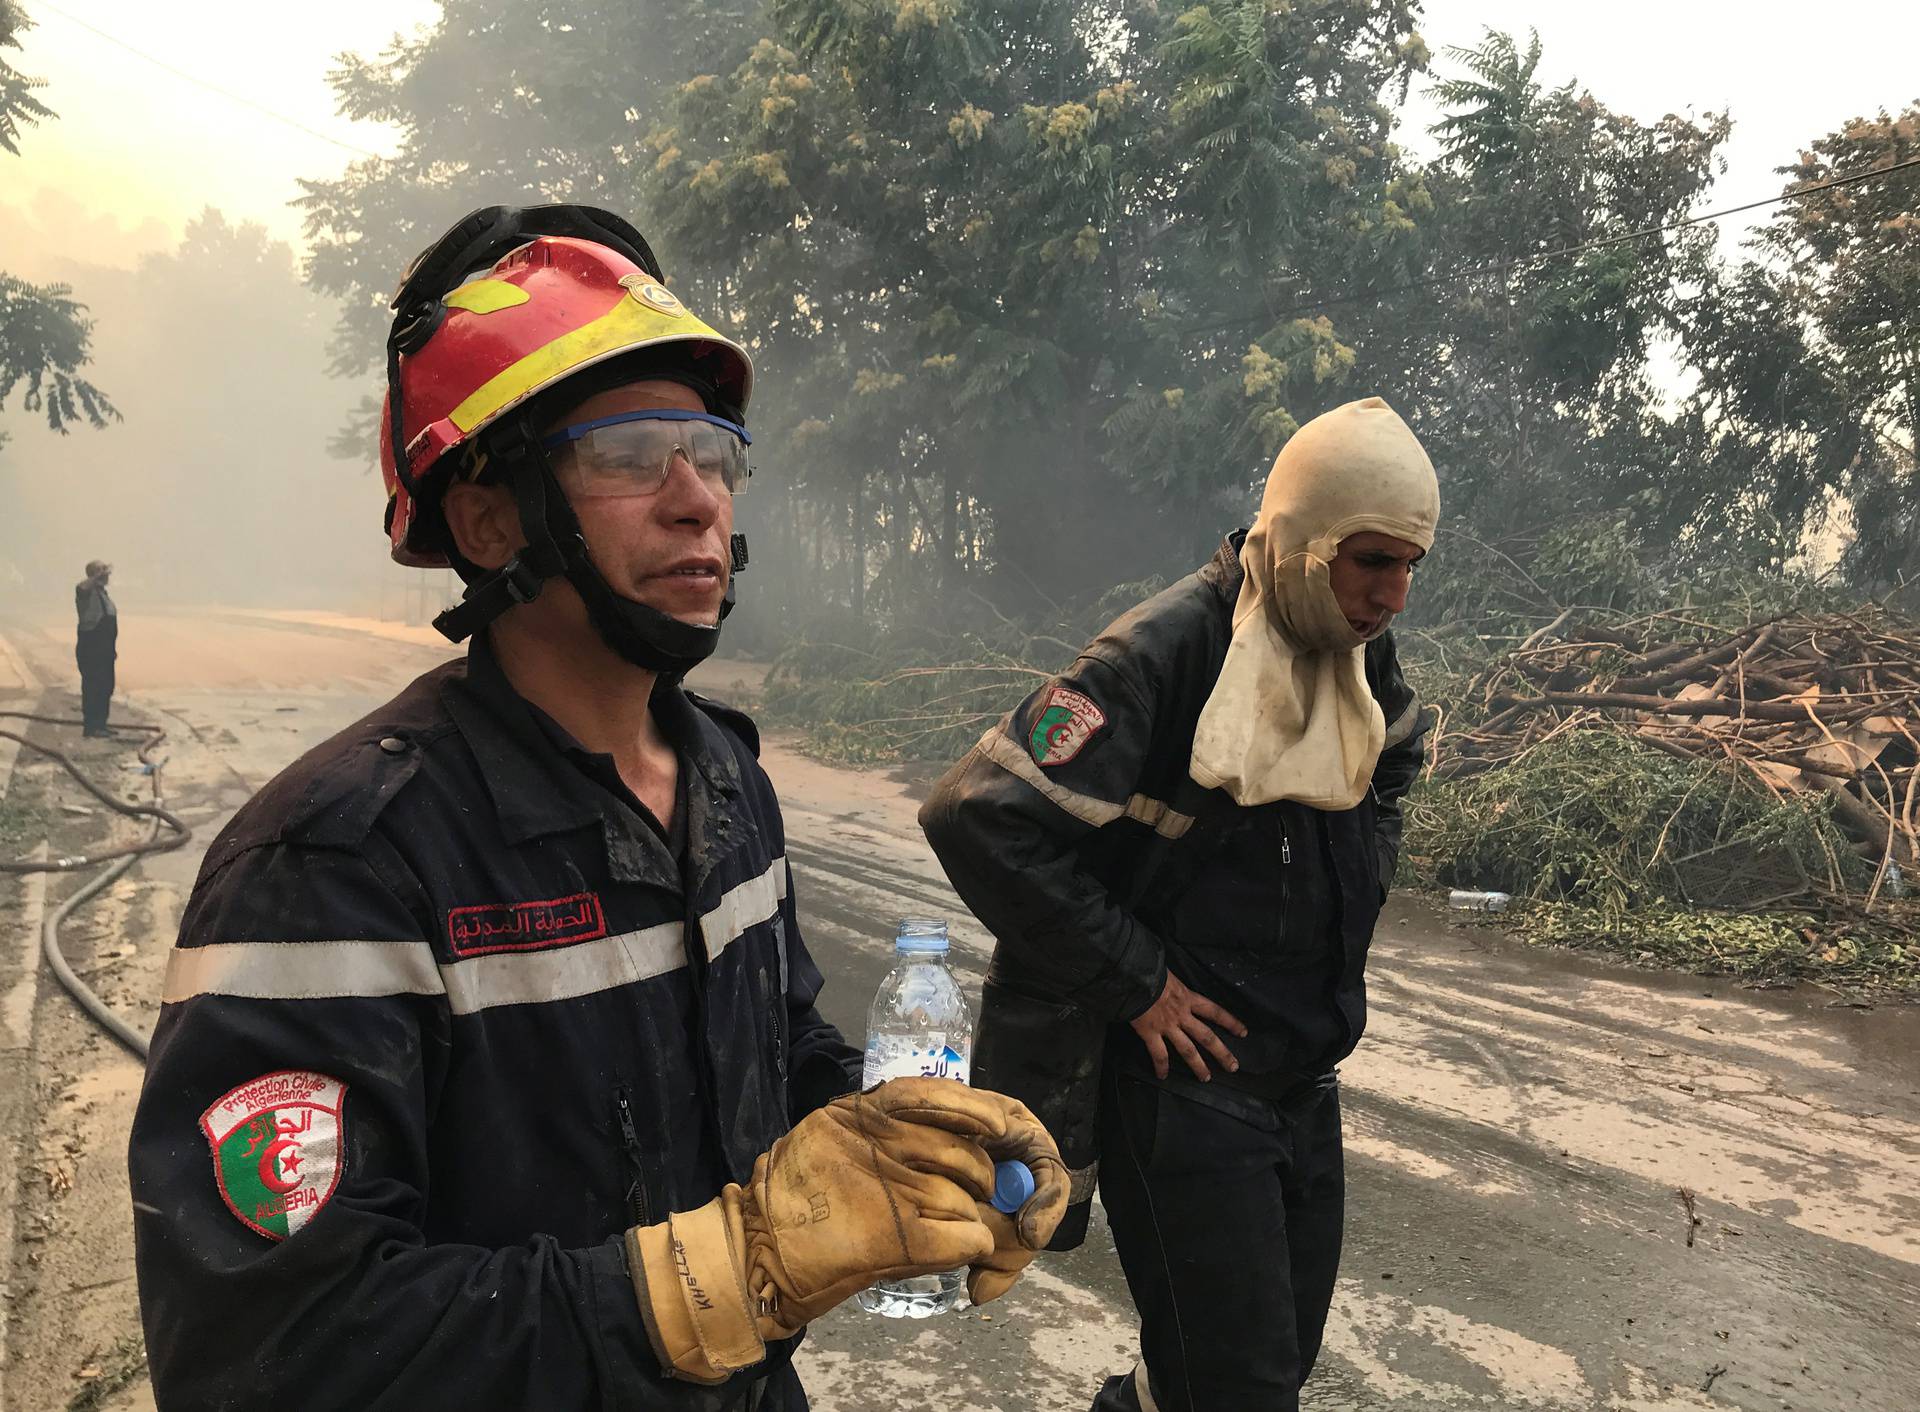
542 411 751 498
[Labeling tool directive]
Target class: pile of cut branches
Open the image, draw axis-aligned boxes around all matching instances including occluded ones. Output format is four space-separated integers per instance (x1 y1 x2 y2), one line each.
1432 607 1920 900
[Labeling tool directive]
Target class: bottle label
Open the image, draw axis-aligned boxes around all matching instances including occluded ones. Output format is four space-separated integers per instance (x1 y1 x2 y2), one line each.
865 1044 970 1086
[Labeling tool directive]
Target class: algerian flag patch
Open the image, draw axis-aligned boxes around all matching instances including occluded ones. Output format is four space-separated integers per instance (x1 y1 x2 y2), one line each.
1028 686 1107 766
201 1071 346 1241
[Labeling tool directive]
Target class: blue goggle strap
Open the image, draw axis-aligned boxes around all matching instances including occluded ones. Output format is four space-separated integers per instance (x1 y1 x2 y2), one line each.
539 408 752 450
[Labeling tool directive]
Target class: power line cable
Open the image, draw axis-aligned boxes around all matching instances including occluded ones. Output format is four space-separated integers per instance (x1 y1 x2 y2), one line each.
31 1 382 159
1191 152 1920 335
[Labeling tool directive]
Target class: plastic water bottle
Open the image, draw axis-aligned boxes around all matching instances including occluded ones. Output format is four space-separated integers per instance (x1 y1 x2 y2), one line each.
1448 889 1511 912
856 917 976 1318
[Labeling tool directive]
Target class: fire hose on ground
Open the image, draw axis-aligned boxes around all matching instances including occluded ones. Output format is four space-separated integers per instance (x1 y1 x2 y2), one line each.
1 712 192 1061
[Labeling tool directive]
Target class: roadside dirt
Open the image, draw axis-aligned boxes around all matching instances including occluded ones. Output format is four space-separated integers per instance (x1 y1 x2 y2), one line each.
2 723 169 1412
0 609 444 1412
0 606 1914 1411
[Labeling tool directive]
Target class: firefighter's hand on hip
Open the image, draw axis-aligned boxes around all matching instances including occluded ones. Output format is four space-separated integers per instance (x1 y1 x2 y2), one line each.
1129 972 1248 1082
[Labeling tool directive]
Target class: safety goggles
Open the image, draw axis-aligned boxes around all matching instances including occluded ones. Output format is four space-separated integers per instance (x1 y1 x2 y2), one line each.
541 410 752 498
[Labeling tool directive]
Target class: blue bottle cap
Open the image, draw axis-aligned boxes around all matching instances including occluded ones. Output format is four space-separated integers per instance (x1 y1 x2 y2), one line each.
991 1159 1035 1214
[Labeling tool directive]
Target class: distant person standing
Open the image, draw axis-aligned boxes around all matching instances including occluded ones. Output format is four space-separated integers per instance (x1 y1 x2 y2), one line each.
74 558 117 736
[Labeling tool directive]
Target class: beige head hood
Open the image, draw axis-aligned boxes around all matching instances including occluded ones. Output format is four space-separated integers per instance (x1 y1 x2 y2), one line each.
1189 397 1439 809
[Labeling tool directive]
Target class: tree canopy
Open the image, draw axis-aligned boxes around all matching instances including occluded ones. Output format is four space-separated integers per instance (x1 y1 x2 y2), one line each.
300 2 1920 635
0 0 115 441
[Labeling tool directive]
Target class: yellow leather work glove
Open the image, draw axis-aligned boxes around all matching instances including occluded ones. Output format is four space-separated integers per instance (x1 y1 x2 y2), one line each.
860 1078 1070 1305
624 1077 1068 1384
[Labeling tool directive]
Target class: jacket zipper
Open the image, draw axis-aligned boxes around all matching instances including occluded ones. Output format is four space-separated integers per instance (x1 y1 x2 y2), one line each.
1275 823 1293 947
767 973 787 1081
614 1088 650 1227
1282 829 1292 911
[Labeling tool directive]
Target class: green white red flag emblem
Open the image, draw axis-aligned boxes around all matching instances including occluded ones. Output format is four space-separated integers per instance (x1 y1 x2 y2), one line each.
200 1071 346 1241
1028 686 1107 766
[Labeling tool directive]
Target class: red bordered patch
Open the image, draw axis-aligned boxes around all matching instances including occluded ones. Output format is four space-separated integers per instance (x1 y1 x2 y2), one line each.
446 891 607 956
201 1071 346 1242
1028 686 1107 766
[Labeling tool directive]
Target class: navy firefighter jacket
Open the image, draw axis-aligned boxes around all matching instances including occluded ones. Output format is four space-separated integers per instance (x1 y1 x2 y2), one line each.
128 633 860 1412
920 532 1428 1080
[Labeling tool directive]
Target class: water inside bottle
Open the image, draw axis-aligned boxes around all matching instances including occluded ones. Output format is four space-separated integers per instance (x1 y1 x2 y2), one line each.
860 918 974 1318
853 1268 969 1318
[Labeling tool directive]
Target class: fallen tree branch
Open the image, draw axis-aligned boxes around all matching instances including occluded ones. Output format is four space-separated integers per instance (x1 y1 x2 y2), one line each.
1488 690 1877 724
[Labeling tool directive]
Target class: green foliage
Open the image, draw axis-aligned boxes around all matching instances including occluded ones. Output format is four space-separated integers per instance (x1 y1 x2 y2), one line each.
761 574 1167 763
1399 725 1920 991
637 0 1426 622
1768 106 1920 588
1665 107 1919 588
297 7 1915 641
1406 513 1670 629
0 0 53 155
1347 26 1731 554
1523 514 1655 610
0 4 113 441
763 639 1046 765
0 1 114 442
1671 262 1861 569
298 0 765 397
1403 731 1854 915
1428 28 1541 166
0 275 118 434
1526 903 1915 993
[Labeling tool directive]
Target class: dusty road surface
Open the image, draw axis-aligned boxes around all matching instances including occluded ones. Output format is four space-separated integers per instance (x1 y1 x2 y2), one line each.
1 606 1915 1412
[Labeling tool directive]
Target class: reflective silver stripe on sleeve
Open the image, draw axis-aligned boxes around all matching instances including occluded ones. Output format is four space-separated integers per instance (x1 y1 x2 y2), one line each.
975 729 1194 839
1133 1361 1161 1412
164 857 792 1015
1384 696 1421 748
443 922 682 1013
1123 793 1196 840
699 857 788 962
162 940 443 1005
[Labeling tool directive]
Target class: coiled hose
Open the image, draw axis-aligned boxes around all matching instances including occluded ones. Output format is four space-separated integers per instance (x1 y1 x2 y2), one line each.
0 713 192 1060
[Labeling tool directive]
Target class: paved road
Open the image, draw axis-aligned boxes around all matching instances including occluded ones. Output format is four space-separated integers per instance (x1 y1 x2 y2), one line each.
1 607 1914 1412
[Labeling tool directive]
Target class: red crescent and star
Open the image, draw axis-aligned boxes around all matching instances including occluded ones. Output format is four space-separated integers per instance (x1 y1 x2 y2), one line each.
257 1138 304 1194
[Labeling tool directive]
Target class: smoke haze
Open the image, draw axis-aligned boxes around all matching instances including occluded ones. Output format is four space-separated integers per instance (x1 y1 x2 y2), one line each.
0 207 437 620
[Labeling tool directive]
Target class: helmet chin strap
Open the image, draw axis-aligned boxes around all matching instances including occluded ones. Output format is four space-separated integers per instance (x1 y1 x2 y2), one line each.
430 418 744 679
557 517 729 681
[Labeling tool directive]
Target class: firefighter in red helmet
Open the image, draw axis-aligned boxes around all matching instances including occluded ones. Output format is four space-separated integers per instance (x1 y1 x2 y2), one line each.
129 206 1066 1411
376 206 757 672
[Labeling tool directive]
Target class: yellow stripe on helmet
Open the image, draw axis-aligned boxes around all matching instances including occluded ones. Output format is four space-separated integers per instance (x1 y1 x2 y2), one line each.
447 291 745 435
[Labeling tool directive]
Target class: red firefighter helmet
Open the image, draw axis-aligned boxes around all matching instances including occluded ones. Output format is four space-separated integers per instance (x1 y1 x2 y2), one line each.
380 221 752 567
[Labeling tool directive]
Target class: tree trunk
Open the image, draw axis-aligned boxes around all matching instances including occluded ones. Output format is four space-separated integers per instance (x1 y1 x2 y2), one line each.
892 471 909 585
852 476 866 623
942 475 958 590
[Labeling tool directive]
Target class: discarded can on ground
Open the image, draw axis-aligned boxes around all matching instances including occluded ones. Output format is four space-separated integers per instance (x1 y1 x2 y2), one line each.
1885 863 1907 900
1448 889 1511 912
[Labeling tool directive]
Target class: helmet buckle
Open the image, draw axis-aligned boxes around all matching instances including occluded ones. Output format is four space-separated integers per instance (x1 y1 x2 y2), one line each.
500 555 545 605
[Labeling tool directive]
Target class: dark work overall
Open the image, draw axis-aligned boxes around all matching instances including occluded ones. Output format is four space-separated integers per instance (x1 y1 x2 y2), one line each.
74 588 117 734
1089 798 1362 1412
919 535 1426 1412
